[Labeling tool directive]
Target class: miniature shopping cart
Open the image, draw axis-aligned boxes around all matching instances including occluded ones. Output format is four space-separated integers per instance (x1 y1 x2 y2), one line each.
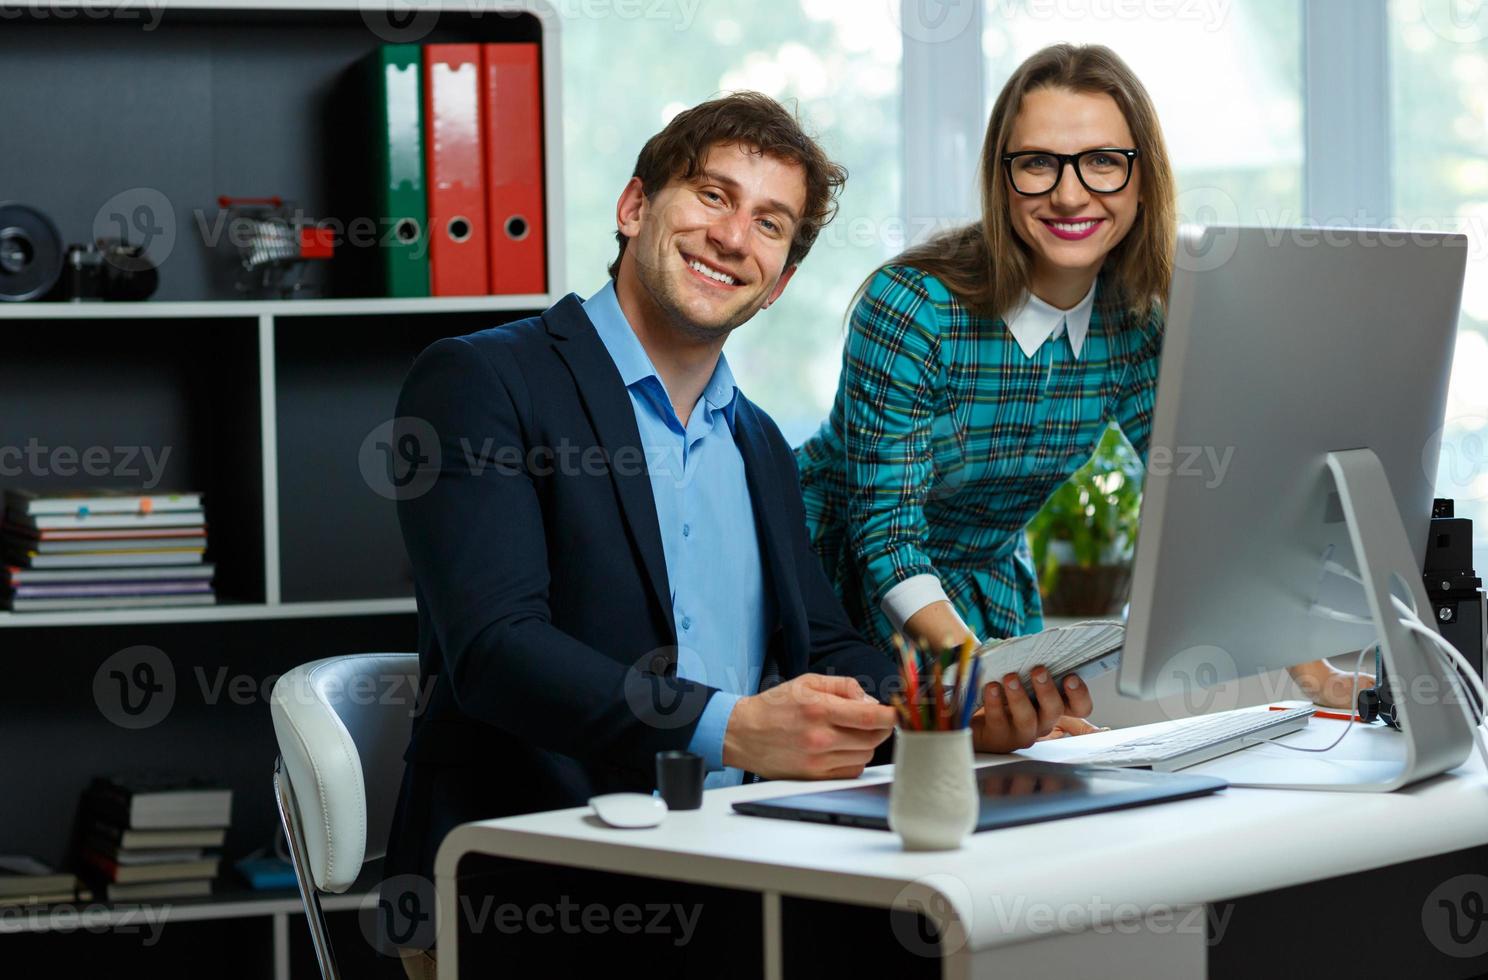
217 195 334 298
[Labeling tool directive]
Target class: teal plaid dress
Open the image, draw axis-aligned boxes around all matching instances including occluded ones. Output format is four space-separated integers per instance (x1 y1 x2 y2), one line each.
795 263 1163 652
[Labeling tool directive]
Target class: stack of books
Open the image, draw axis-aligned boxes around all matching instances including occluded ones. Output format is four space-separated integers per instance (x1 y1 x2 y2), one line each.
1 489 215 612
0 855 91 908
74 775 233 902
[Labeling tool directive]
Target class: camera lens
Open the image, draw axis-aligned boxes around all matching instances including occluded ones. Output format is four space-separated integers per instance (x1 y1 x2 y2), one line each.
0 230 33 274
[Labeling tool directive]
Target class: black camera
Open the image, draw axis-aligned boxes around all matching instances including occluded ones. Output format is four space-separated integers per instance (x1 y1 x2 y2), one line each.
1359 499 1485 727
47 239 159 302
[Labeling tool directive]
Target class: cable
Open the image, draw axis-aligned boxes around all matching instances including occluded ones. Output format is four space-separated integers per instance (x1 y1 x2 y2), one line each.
1241 643 1371 754
1317 559 1486 714
1319 559 1487 718
1399 610 1488 775
1309 598 1486 717
1396 612 1488 776
1398 613 1487 716
1314 559 1488 773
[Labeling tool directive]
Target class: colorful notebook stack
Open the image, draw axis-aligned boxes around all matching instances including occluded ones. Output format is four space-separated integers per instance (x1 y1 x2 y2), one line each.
331 41 546 299
74 775 232 902
2 489 216 612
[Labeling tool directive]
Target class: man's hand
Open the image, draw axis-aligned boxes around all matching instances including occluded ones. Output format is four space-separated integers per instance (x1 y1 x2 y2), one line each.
1289 658 1375 709
970 668 1094 753
722 674 897 780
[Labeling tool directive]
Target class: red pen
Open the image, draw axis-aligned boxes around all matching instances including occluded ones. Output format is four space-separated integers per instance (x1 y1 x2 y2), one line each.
1269 705 1364 722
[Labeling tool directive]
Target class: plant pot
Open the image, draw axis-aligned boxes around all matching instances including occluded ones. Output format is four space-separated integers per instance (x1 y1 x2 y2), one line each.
1043 563 1132 617
887 728 978 851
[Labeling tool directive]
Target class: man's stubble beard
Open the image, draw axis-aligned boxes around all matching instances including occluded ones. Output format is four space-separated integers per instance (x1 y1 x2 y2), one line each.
640 255 761 344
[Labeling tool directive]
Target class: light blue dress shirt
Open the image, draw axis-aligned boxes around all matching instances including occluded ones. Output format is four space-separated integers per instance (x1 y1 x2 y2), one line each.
584 282 770 788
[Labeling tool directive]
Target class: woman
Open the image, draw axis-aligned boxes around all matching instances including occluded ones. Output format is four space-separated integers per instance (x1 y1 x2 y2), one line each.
797 44 1368 744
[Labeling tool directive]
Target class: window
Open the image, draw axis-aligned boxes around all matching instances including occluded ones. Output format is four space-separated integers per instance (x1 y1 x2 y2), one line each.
560 0 903 444
1390 0 1488 559
982 0 1304 227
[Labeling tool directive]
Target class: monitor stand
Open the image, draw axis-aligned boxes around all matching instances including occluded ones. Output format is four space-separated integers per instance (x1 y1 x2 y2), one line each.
1227 449 1477 791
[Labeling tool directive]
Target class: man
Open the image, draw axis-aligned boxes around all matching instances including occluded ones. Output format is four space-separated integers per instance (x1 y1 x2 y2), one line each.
383 91 1091 977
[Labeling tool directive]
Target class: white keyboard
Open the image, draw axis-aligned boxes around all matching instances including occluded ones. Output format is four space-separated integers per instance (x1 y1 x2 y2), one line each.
1063 705 1315 772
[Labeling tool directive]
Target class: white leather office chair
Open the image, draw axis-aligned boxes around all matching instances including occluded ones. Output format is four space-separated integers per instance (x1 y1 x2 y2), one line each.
270 653 421 980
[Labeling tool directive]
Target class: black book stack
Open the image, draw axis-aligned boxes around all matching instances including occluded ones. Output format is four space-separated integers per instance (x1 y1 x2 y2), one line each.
73 775 233 902
0 855 91 908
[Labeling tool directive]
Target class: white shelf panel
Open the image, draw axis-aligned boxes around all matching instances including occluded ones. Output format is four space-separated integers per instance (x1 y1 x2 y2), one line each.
0 597 416 628
0 888 371 935
0 295 554 320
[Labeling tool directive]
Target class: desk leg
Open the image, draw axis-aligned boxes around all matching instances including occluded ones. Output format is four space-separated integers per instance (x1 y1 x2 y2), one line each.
763 891 782 980
272 912 289 980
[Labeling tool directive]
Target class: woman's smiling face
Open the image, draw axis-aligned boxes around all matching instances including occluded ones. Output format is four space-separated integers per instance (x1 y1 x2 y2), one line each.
1005 87 1142 294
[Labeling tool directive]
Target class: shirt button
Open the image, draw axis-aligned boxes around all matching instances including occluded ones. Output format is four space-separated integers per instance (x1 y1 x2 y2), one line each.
682 524 691 538
681 616 692 631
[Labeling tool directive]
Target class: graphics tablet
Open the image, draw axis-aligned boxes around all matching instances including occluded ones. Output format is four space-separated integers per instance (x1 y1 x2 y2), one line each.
731 761 1226 832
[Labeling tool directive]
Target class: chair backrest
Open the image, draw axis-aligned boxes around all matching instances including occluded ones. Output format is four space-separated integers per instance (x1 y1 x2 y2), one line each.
270 653 421 894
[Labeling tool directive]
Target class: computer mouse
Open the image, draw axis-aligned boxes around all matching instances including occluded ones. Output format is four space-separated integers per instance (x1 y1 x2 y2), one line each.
589 793 668 829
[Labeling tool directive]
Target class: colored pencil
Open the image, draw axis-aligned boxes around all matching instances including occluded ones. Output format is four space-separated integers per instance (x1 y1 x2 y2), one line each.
931 655 948 730
916 640 933 730
952 637 974 723
892 634 918 724
890 692 915 729
958 656 981 729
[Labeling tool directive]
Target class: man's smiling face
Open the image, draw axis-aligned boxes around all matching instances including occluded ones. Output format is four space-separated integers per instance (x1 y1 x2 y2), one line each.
616 140 806 341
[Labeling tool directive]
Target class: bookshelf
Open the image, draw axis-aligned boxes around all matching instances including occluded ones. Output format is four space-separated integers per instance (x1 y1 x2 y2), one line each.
0 2 566 976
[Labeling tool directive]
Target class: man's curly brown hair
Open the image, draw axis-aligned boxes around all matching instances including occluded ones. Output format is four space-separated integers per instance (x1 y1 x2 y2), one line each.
608 91 849 280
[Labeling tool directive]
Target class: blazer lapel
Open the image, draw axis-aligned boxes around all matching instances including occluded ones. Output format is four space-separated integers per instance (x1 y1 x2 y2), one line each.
543 295 676 646
732 400 804 680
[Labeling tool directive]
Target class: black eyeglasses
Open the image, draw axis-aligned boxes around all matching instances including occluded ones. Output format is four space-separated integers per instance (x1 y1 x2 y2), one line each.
1002 148 1140 196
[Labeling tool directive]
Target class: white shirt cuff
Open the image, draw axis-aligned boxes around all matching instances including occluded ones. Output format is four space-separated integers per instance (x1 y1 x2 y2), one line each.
879 574 950 635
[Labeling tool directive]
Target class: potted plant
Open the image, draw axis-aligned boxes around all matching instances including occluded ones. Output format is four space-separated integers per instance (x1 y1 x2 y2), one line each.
1025 424 1145 617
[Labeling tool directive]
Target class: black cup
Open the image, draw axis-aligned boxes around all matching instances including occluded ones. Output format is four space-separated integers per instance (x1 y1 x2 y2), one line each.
655 750 704 810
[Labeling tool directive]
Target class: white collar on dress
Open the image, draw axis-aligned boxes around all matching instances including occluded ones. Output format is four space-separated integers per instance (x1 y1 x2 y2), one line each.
1004 279 1098 360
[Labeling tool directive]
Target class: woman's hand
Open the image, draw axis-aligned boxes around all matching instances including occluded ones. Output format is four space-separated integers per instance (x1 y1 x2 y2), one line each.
970 667 1095 753
902 600 979 652
1036 715 1108 740
1288 658 1375 710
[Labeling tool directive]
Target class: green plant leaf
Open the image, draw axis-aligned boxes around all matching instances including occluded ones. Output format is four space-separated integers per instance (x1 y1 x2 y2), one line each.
1025 422 1145 587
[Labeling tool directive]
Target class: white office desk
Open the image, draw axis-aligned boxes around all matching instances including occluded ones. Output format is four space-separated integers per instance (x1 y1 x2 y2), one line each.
434 710 1488 979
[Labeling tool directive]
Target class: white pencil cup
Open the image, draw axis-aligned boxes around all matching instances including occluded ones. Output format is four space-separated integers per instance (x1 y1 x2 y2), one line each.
887 727 978 851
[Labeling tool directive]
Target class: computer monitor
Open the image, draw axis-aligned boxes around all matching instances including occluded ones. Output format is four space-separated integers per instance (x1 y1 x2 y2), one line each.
1120 224 1476 790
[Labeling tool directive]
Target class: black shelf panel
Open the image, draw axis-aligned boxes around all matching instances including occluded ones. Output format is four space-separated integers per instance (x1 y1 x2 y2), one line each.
273 309 537 603
0 615 418 874
0 8 543 303
6 913 276 976
0 317 266 605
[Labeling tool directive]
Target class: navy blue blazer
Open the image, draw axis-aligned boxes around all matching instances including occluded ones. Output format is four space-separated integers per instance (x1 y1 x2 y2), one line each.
383 293 898 886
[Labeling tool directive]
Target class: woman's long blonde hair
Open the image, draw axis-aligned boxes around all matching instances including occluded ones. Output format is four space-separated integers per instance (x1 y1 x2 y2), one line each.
884 43 1176 324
